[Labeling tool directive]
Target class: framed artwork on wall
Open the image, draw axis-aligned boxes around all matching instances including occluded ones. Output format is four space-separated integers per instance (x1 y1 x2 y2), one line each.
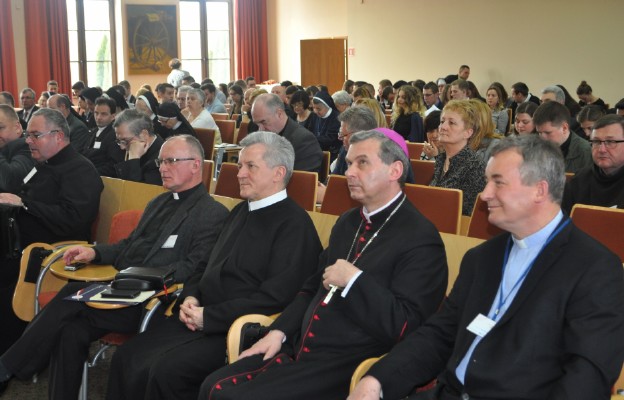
126 4 178 75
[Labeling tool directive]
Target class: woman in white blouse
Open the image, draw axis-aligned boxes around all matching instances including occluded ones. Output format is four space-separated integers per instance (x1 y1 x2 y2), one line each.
185 88 221 144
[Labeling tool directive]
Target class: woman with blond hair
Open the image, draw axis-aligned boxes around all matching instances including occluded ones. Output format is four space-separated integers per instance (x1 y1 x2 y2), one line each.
390 85 425 142
430 100 486 215
354 98 387 128
469 98 503 162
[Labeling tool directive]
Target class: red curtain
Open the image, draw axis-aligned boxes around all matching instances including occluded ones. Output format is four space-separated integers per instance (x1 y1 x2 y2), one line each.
0 0 18 96
24 0 71 96
234 0 269 82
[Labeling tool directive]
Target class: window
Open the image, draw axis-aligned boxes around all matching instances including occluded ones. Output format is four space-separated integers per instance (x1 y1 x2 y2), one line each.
179 0 233 85
67 0 116 89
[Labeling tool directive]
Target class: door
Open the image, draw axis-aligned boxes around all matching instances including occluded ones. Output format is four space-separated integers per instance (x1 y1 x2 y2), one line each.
300 38 347 94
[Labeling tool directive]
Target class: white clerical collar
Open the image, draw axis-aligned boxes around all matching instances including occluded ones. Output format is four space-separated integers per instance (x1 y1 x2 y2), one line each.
362 191 402 222
248 189 287 211
512 211 564 249
173 192 180 200
96 127 106 137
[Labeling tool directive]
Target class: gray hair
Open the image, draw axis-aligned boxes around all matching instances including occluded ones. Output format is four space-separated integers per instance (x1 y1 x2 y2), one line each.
332 90 352 107
113 109 155 136
240 131 295 185
490 135 565 204
31 108 70 141
177 85 192 96
338 106 378 133
164 134 205 160
541 85 565 104
349 130 409 185
187 88 205 103
21 88 36 99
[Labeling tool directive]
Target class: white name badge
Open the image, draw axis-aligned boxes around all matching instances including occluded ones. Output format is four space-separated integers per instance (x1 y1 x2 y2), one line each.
23 167 37 183
162 235 178 248
93 141 102 149
466 313 496 337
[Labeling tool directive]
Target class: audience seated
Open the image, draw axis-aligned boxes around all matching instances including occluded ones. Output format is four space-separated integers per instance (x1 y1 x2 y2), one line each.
155 82 175 104
0 135 228 399
562 115 624 213
354 98 387 128
513 101 538 135
184 88 221 144
509 81 541 121
349 135 624 400
0 105 35 193
251 93 322 173
421 110 441 160
106 132 323 400
533 101 592 173
449 79 470 101
175 84 192 112
423 81 444 114
17 88 39 129
199 130 447 400
486 84 509 134
157 102 196 139
308 91 342 159
134 90 168 139
0 108 103 354
332 90 352 113
83 96 125 177
469 99 503 162
228 84 244 119
47 94 92 154
202 83 227 114
576 80 607 111
390 85 425 142
289 90 313 131
430 100 486 215
112 109 164 185
576 104 605 139
79 87 102 130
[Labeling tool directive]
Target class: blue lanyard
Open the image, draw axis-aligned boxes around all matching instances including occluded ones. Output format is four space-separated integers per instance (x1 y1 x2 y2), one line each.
491 218 571 320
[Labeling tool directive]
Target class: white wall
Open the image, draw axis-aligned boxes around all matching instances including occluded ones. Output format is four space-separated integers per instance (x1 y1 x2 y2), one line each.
266 0 348 85
268 0 623 105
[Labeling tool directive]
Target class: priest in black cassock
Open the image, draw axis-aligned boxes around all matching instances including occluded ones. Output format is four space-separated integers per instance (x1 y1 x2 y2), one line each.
105 131 323 400
199 129 448 399
0 135 229 399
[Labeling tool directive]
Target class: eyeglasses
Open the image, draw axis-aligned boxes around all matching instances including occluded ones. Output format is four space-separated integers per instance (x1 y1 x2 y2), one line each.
115 136 137 147
338 131 351 140
25 129 60 141
589 139 624 149
154 158 196 167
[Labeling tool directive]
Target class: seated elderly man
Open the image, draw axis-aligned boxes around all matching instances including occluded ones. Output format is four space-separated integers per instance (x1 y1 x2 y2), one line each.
0 135 229 398
199 130 447 399
113 108 163 185
350 135 624 400
0 105 35 193
562 114 624 213
105 131 322 400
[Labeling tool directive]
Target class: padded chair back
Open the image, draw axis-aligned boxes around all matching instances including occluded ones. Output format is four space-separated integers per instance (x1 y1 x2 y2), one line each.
466 194 505 240
215 120 236 144
211 113 228 121
202 160 214 191
230 113 240 121
195 128 216 158
236 121 249 144
286 170 318 211
404 184 462 234
214 162 242 199
319 175 359 216
108 210 144 244
406 142 425 160
410 159 435 185
571 204 624 262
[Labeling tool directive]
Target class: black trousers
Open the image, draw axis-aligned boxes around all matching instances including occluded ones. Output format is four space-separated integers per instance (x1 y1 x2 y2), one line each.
0 282 143 400
106 316 227 400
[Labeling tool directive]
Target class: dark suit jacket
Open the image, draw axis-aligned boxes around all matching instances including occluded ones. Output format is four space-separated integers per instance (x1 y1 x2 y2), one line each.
17 105 39 127
369 220 624 400
278 118 323 173
96 185 228 283
67 112 93 154
0 137 35 193
84 124 125 177
114 135 163 185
